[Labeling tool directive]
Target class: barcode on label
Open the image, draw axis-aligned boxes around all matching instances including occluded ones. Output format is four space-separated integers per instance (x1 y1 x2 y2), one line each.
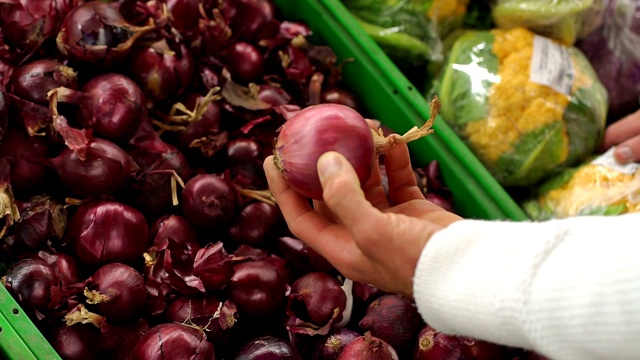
529 35 575 95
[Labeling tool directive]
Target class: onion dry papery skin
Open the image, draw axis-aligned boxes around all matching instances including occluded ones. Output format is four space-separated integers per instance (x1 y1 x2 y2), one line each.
226 260 288 318
274 98 439 200
313 328 361 360
49 323 101 360
56 1 156 67
149 214 201 251
352 281 388 305
287 272 347 330
10 59 78 105
38 251 82 286
165 296 238 342
128 38 194 104
84 263 146 323
181 174 238 229
50 138 136 197
414 325 474 360
228 202 282 247
66 199 148 268
337 332 399 360
192 242 234 292
358 294 423 352
131 323 215 360
1 257 62 314
12 195 66 251
0 127 50 195
235 336 301 360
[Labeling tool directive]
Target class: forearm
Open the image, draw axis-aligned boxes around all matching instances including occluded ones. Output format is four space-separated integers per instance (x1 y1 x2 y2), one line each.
413 213 640 360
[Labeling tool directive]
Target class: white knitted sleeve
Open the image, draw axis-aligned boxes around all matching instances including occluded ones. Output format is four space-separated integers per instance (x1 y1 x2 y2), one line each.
412 213 640 360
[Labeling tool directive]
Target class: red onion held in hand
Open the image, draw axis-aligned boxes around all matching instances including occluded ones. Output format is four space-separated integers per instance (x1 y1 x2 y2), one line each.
414 325 474 360
181 174 238 229
10 59 78 105
51 138 136 197
49 324 101 360
289 272 347 327
128 38 194 103
235 336 301 360
313 328 361 360
359 294 423 352
1 257 62 314
131 323 215 360
66 200 148 267
274 98 439 200
84 263 146 323
56 1 155 67
338 332 399 360
277 236 335 273
226 260 287 318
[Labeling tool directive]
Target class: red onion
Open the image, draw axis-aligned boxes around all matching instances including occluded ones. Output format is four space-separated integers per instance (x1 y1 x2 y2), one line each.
235 336 301 360
165 295 238 341
225 0 276 42
181 174 238 229
227 138 261 163
0 90 7 141
128 38 194 103
358 295 423 352
131 323 215 360
50 138 136 197
459 337 506 360
228 202 282 247
99 317 151 360
165 0 202 39
320 88 359 111
0 127 50 195
226 260 288 318
84 263 146 323
338 332 399 360
66 199 148 267
414 325 474 360
49 324 101 360
51 73 147 143
56 1 155 67
9 59 78 105
288 272 347 327
222 42 264 84
274 98 439 200
149 214 201 251
38 250 81 286
352 281 388 305
192 242 234 292
12 195 66 250
313 328 361 360
277 236 335 273
257 84 292 106
1 257 62 314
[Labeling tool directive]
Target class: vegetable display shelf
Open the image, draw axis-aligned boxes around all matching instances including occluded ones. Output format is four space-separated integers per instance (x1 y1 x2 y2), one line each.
0 1 528 359
273 0 528 221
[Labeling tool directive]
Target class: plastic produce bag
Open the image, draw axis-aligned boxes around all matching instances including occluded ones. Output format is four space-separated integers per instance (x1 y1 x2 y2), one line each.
491 0 606 45
342 0 470 67
522 147 640 219
577 0 640 120
434 27 608 187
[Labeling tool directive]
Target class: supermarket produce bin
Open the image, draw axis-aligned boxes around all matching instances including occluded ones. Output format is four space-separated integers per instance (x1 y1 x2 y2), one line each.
0 0 528 359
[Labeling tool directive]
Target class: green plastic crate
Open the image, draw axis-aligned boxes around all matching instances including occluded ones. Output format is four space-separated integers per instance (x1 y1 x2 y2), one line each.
273 0 528 221
0 1 528 359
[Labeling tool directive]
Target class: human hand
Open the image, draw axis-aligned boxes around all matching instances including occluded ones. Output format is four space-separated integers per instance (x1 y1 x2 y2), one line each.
263 143 462 297
601 108 640 163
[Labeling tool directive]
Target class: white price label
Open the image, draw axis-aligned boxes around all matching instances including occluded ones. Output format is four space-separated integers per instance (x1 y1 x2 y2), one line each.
530 35 575 95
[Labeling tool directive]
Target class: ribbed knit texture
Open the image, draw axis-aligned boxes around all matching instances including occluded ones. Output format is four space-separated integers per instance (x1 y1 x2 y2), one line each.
413 213 640 360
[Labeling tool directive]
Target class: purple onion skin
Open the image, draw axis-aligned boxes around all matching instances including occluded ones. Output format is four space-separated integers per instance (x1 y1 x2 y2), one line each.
226 260 288 318
181 174 238 229
358 295 424 352
99 317 151 360
227 138 261 163
166 0 202 38
174 92 224 154
414 325 474 360
2 258 61 314
38 251 81 286
13 195 66 251
49 324 101 360
313 328 361 360
66 200 148 268
274 104 375 200
277 236 335 273
80 73 147 143
235 336 302 360
0 127 49 195
10 59 78 105
222 42 265 84
89 263 146 323
337 333 399 360
149 214 201 250
131 323 215 360
320 88 359 111
128 39 194 103
228 202 283 247
290 272 347 326
0 91 7 141
51 138 136 197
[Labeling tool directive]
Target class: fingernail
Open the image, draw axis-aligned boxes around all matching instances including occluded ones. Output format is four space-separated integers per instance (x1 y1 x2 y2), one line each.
616 146 634 164
317 152 343 180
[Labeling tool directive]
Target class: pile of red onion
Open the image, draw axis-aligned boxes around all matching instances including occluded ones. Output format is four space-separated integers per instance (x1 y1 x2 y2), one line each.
0 0 529 359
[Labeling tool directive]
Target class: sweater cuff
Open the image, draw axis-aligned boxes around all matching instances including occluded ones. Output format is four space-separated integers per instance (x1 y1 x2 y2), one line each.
412 219 567 348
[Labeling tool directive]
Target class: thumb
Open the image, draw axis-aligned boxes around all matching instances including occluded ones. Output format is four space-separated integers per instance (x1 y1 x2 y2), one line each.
317 152 378 230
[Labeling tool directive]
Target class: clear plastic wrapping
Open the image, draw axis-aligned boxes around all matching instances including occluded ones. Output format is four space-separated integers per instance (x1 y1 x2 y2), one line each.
491 0 606 45
522 147 640 219
434 27 608 187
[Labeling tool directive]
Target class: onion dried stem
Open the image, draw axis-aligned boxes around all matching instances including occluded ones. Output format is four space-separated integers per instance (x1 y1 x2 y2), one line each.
84 288 110 304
